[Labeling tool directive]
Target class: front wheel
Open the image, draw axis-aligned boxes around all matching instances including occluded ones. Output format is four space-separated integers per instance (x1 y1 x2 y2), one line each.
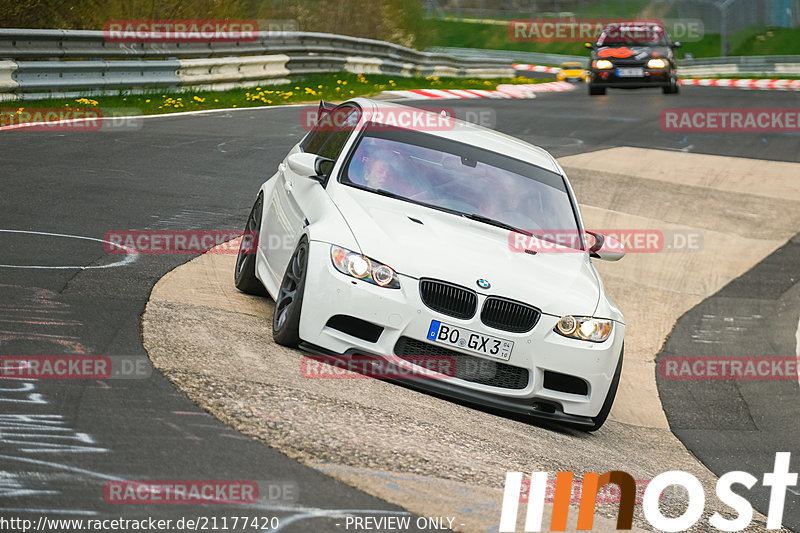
588 83 606 96
234 193 267 296
663 76 680 94
587 345 623 432
273 237 309 347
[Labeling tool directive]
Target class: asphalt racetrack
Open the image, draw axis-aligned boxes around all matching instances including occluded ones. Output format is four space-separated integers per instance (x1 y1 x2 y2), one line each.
1 84 798 532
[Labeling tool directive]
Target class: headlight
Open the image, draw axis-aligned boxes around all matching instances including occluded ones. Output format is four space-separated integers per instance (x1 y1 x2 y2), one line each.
594 60 613 70
647 58 667 69
330 245 400 288
554 316 612 342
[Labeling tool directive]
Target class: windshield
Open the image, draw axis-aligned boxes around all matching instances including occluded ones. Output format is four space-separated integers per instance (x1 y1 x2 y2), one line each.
341 126 582 247
597 25 667 46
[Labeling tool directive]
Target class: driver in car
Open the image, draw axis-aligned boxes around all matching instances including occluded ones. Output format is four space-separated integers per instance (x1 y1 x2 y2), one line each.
358 149 424 198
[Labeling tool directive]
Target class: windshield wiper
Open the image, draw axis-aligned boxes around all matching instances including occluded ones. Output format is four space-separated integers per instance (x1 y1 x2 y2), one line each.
461 213 533 236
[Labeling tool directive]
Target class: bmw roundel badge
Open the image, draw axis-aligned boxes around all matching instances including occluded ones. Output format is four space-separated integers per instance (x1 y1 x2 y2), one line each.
477 279 490 289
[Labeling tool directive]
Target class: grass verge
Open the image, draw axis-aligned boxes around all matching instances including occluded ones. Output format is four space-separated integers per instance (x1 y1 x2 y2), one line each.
420 19 800 60
2 72 542 117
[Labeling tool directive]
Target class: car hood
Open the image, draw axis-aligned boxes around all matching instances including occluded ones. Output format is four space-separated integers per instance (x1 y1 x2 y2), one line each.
330 186 601 317
594 45 671 61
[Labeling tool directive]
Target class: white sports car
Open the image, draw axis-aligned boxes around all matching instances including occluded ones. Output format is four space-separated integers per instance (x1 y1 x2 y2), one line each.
235 98 626 431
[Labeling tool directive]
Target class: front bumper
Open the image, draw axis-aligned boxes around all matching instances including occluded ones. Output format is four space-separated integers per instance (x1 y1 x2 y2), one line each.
589 68 672 88
298 240 625 420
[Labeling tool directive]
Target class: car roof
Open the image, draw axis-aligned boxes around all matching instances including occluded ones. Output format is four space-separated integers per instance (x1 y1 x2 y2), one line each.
348 98 562 175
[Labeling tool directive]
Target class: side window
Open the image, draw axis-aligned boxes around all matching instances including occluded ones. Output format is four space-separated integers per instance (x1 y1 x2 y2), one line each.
302 105 361 162
317 106 361 161
300 127 334 155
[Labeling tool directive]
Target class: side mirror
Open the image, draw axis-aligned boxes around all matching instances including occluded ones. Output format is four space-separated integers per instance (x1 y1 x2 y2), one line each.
586 231 625 261
287 153 333 181
584 42 594 49
672 41 682 48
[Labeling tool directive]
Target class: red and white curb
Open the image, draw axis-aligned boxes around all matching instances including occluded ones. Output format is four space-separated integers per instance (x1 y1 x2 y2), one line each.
515 63 800 91
383 82 575 100
680 78 800 91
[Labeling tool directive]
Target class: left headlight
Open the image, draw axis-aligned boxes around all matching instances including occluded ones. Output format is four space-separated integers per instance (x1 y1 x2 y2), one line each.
554 315 613 343
330 245 400 289
647 58 667 69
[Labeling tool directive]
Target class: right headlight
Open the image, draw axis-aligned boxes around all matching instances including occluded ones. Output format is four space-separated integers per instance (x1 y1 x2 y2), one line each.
593 60 613 70
554 315 613 343
330 245 400 289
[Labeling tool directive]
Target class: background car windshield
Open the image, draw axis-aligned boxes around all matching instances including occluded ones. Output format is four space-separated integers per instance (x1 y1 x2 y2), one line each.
343 128 581 245
597 25 667 46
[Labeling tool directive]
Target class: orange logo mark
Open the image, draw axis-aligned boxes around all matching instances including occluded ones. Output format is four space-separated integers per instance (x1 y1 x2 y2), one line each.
598 47 635 58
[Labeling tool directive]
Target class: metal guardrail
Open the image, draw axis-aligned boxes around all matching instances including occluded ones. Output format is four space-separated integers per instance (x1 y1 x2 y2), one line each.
0 30 515 100
430 46 800 77
680 54 800 65
426 46 587 66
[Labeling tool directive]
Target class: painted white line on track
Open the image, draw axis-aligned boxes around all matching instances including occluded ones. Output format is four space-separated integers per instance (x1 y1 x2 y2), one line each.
0 454 409 525
0 229 138 270
0 103 309 132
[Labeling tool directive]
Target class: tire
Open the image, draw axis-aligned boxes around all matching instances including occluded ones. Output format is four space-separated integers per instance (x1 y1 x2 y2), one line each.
663 76 680 94
588 83 606 96
587 344 624 432
234 193 267 296
272 237 309 347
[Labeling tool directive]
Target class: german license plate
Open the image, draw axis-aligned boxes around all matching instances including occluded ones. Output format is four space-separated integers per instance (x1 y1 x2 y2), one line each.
426 320 513 361
617 68 644 77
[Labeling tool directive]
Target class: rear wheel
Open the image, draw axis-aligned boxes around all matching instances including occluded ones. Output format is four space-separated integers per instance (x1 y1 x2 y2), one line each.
587 345 624 432
273 237 309 347
234 193 267 296
588 83 606 96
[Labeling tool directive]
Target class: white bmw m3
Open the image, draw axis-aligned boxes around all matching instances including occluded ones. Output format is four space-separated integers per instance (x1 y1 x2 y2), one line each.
235 98 626 431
